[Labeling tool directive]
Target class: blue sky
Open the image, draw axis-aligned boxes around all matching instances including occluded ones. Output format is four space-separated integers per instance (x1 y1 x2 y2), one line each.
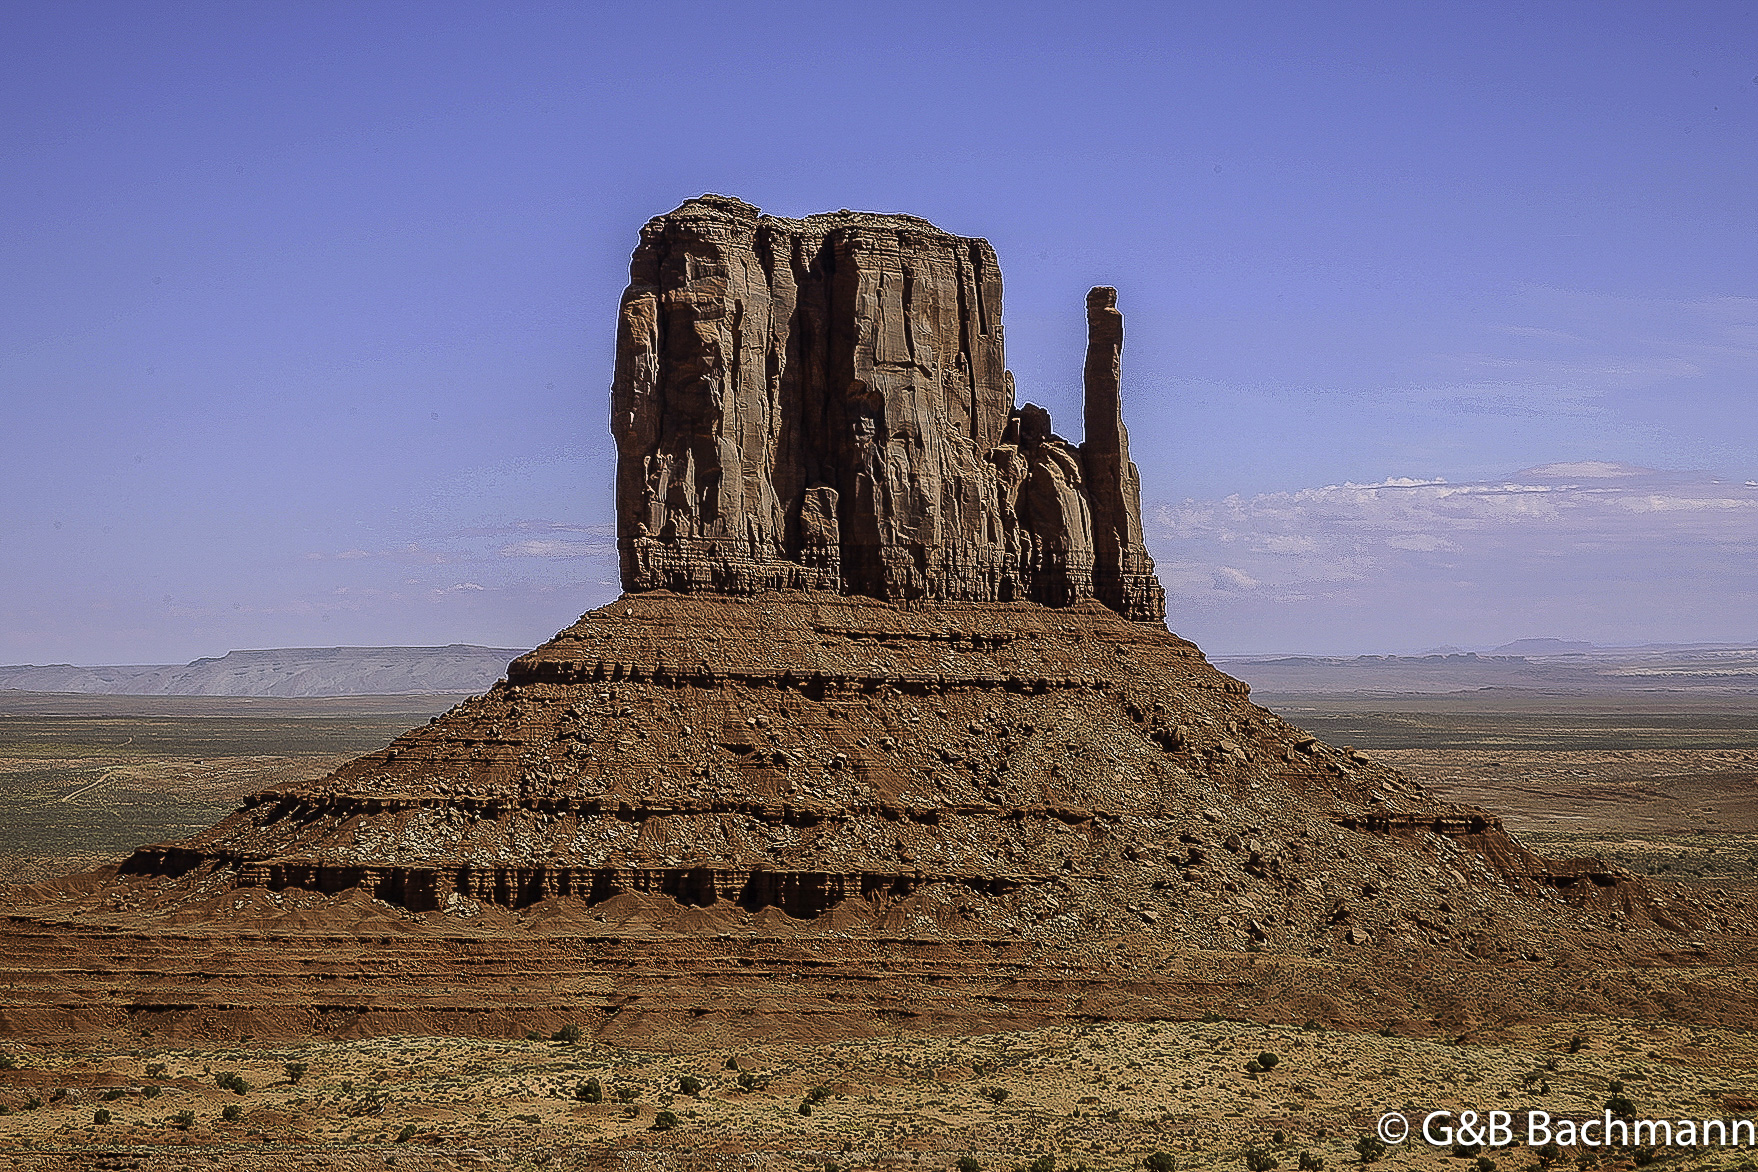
4 1 1755 662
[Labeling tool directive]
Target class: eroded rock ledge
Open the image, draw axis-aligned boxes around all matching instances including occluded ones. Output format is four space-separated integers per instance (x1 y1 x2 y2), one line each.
612 195 1166 622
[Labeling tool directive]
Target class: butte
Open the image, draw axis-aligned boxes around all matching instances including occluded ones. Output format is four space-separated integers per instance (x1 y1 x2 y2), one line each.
4 196 1751 1045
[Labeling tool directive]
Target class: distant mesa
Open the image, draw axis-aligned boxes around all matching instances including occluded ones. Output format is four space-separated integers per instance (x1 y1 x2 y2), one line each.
0 645 523 698
1489 638 1596 656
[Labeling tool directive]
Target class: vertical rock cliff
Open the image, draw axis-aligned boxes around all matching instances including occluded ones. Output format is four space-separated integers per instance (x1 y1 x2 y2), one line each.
610 194 1166 623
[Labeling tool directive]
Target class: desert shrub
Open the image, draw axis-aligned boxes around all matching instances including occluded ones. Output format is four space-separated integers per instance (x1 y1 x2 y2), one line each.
1536 1142 1562 1168
284 1062 308 1084
1146 1153 1178 1172
958 1158 983 1172
142 1085 161 1099
1272 1131 1287 1145
102 1088 124 1102
798 1101 812 1115
172 1110 195 1130
553 1023 583 1045
396 1124 418 1142
24 1095 41 1110
980 1086 1009 1104
215 1071 250 1095
1245 1060 1264 1074
0 1105 10 1116
1566 1036 1586 1054
93 1108 111 1124
1298 1153 1323 1171
1355 1135 1386 1164
1246 1148 1279 1172
614 1084 638 1103
1631 1150 1656 1167
222 1104 242 1122
1475 1157 1498 1172
724 1056 740 1070
0 1055 15 1072
679 1075 704 1098
736 1072 758 1092
1604 1081 1636 1120
1258 1053 1281 1071
1029 1157 1056 1172
652 1109 679 1131
1453 1142 1481 1159
577 1076 603 1103
145 1062 166 1078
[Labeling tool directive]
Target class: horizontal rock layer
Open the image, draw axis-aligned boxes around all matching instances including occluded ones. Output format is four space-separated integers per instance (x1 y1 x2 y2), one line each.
612 195 1165 622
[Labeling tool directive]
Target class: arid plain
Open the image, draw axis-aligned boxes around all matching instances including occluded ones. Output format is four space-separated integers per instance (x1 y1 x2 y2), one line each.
1 682 1754 1172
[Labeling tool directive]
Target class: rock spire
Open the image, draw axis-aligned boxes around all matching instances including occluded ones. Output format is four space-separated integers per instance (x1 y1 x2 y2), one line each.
610 194 1166 622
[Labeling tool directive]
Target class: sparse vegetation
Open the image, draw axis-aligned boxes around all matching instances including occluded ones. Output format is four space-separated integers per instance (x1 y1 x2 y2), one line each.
652 1109 679 1131
679 1074 704 1097
553 1023 583 1045
221 1104 242 1121
1355 1135 1387 1164
1146 1153 1178 1172
1246 1147 1279 1172
93 1108 110 1124
214 1071 250 1095
1297 1152 1323 1171
284 1061 308 1084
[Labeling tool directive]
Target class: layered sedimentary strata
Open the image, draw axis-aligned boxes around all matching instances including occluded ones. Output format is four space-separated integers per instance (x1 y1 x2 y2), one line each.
612 195 1165 622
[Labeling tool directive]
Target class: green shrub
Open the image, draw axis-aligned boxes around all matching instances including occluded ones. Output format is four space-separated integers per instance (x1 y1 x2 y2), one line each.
24 1095 41 1110
577 1076 603 1103
397 1124 418 1143
1272 1130 1287 1145
1298 1152 1323 1171
1029 1157 1056 1172
1536 1142 1562 1168
172 1110 195 1130
679 1075 704 1097
145 1062 166 1078
1146 1153 1178 1172
0 1055 15 1072
980 1086 1009 1104
736 1072 758 1092
652 1109 679 1131
1246 1148 1279 1172
798 1101 812 1115
1475 1157 1498 1172
1566 1036 1586 1054
614 1084 638 1103
1355 1135 1387 1164
958 1159 983 1172
142 1085 161 1099
222 1104 242 1122
554 1023 583 1045
215 1071 249 1095
1257 1053 1280 1071
284 1062 308 1084
102 1088 124 1102
93 1108 111 1125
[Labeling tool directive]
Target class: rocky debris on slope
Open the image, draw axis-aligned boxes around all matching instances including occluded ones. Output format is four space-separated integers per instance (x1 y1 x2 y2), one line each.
612 195 1165 623
117 592 1687 960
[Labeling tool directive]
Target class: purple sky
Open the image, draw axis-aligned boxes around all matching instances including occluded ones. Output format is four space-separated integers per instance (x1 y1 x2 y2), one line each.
4 2 1756 663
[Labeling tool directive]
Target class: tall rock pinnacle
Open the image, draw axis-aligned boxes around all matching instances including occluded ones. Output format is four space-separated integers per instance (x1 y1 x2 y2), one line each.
611 195 1166 623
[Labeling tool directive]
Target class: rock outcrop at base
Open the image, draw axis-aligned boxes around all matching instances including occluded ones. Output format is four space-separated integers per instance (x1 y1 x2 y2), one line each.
612 195 1166 623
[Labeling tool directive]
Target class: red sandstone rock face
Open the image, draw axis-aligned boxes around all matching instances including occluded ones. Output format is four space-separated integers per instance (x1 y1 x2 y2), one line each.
611 195 1165 623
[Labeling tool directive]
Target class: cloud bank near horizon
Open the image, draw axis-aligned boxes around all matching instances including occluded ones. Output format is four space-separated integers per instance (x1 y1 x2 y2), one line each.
1148 463 1758 655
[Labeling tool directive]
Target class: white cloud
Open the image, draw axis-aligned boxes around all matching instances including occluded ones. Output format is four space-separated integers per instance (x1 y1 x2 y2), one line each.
498 539 607 559
1147 465 1758 652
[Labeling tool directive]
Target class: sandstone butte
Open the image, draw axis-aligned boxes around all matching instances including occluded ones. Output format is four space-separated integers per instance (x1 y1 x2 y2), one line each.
3 196 1754 1046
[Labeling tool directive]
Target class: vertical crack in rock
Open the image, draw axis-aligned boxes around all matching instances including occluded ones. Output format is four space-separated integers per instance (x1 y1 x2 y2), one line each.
612 194 1165 622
